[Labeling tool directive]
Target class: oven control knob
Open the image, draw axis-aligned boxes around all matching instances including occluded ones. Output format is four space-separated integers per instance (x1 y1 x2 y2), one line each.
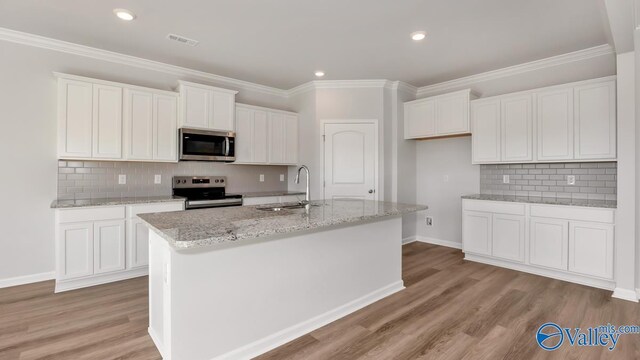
182 180 187 184
215 179 219 183
220 179 224 183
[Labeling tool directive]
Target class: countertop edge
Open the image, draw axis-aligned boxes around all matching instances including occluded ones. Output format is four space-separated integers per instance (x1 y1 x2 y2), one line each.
461 194 617 209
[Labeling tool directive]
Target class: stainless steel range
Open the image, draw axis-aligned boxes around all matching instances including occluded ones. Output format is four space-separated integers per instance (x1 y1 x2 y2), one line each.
172 176 243 209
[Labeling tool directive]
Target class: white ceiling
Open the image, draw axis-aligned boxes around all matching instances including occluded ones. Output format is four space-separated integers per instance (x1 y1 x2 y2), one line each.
0 0 610 89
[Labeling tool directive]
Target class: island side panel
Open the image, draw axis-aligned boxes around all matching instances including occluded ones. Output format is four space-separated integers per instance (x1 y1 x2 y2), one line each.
167 217 403 360
147 231 172 359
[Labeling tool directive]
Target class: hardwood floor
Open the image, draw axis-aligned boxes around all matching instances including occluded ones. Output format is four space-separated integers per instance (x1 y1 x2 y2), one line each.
1 242 638 359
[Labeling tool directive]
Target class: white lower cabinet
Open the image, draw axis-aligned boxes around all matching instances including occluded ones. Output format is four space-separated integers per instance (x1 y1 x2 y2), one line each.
58 223 94 280
462 211 492 256
55 201 184 292
93 220 126 274
569 222 614 279
462 199 615 290
492 214 525 262
529 217 568 270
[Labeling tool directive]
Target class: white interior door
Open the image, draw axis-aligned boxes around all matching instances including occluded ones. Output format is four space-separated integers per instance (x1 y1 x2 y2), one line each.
323 122 377 201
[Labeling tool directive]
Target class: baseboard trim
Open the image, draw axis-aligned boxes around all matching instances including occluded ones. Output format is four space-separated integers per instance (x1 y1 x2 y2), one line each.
0 271 55 289
148 327 166 359
465 253 616 291
414 236 463 249
55 267 148 293
612 288 639 302
402 235 417 244
217 280 405 360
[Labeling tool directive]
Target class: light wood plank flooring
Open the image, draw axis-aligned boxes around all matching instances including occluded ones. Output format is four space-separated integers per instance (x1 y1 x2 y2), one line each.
1 242 639 359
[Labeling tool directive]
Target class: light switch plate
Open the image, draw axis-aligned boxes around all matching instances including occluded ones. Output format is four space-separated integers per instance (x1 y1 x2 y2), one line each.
280 174 285 182
259 174 265 182
567 175 576 185
118 174 126 185
154 174 162 184
503 175 510 184
443 175 449 183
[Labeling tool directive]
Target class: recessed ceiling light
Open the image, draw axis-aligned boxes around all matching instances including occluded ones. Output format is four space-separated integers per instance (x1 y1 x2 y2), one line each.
113 8 136 21
315 71 325 77
411 31 427 41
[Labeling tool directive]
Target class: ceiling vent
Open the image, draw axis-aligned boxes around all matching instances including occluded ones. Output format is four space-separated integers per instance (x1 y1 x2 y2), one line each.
166 33 199 47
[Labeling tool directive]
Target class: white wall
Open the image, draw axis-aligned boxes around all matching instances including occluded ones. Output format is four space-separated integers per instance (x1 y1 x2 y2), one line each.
615 52 636 295
0 40 294 284
289 87 388 200
415 137 480 245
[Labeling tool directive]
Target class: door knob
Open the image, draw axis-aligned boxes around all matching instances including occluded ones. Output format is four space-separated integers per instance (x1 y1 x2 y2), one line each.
368 189 375 194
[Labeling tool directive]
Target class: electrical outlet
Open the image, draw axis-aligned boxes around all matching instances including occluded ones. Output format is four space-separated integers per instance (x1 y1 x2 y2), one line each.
118 174 126 185
426 216 433 226
280 174 285 182
259 174 265 182
154 174 162 184
503 175 510 184
567 175 576 185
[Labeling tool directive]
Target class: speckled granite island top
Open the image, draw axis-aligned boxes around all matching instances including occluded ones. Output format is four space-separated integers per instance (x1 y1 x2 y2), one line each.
51 196 185 209
461 194 617 209
138 199 427 249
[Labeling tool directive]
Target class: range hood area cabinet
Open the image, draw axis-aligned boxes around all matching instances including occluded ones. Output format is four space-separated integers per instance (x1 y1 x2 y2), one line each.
234 103 299 165
403 89 477 140
178 80 238 132
471 76 617 164
56 73 179 162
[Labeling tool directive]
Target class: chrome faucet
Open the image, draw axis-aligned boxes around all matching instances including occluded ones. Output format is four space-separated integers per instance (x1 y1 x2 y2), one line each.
295 165 310 204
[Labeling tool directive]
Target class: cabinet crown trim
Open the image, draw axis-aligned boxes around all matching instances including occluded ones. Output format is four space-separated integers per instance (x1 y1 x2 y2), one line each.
177 80 239 94
53 72 179 97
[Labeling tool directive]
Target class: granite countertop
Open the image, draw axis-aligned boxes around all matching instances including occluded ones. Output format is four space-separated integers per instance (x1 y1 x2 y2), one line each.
51 196 186 209
461 194 617 209
138 199 428 249
229 191 306 198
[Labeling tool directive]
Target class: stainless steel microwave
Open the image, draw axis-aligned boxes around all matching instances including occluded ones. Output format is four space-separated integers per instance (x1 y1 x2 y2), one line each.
179 128 235 162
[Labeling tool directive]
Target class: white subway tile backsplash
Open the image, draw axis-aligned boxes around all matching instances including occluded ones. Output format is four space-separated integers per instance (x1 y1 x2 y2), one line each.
57 161 290 200
480 162 616 200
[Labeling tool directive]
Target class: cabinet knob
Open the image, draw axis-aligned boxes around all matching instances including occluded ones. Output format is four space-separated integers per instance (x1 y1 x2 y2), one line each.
368 189 375 194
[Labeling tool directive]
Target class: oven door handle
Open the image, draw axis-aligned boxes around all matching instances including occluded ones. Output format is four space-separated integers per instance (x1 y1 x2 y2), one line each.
187 198 243 208
225 137 230 157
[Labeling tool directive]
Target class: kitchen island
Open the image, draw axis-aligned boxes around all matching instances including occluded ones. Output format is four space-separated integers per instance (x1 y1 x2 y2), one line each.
139 199 426 360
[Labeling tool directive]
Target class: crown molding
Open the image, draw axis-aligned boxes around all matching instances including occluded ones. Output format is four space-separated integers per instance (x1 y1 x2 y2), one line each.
0 27 288 98
388 81 418 95
286 79 407 97
416 44 615 98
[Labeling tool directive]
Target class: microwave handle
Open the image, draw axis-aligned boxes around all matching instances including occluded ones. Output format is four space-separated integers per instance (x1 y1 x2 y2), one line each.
225 137 230 156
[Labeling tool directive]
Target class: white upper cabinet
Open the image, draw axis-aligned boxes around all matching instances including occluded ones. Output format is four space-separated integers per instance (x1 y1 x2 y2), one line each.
124 89 179 162
437 92 469 135
92 84 123 159
124 89 154 160
57 78 93 159
404 89 474 139
471 76 616 164
234 106 268 164
536 87 574 161
178 81 238 132
574 80 616 160
283 114 299 164
471 99 501 163
235 104 298 165
501 94 533 162
57 73 179 162
404 99 436 138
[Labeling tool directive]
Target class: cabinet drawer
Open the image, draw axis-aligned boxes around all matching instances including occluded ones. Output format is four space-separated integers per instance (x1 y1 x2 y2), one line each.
463 200 525 216
127 202 184 218
530 205 614 223
58 206 125 223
